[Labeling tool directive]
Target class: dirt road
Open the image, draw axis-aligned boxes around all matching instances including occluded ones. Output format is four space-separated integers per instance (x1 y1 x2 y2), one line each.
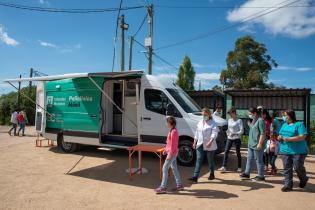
0 129 314 210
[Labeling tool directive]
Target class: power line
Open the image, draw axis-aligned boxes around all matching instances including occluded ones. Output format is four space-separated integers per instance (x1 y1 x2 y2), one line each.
133 13 148 37
155 0 302 51
111 0 124 72
155 4 314 9
0 1 144 13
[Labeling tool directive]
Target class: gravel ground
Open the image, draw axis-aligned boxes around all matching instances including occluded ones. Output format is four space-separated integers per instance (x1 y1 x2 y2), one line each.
0 126 314 210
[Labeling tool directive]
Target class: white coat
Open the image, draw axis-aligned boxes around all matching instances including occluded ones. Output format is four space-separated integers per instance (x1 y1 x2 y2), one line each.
194 119 219 151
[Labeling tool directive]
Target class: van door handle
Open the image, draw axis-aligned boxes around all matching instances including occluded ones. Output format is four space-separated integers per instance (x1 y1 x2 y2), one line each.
90 114 97 118
142 117 151 120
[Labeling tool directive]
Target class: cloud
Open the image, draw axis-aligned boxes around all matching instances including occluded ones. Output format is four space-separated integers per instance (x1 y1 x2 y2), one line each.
275 65 314 72
38 0 50 5
0 25 19 46
39 40 57 48
227 0 315 38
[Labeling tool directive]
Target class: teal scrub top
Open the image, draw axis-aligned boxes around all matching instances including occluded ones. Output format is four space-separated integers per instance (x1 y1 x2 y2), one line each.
279 122 308 155
248 118 266 150
270 118 282 135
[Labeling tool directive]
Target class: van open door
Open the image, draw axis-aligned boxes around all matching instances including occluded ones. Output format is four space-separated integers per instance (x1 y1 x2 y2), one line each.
35 81 46 134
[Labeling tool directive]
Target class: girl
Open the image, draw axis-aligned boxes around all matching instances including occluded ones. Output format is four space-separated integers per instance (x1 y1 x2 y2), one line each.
262 110 273 172
155 116 183 194
240 107 266 182
219 107 244 173
278 110 308 192
188 107 218 183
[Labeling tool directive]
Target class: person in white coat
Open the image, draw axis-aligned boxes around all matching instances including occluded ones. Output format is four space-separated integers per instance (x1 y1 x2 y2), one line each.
189 107 219 183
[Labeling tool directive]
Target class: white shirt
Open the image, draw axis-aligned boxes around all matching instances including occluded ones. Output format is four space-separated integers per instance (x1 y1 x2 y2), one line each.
194 119 219 151
226 118 244 140
10 111 18 124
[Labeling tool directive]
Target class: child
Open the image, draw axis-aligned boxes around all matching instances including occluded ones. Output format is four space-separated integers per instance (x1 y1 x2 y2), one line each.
155 116 183 194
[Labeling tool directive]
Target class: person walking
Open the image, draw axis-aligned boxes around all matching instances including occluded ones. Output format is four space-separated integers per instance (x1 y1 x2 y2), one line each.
188 107 219 183
218 107 244 173
17 111 28 136
262 110 273 172
278 110 308 192
8 109 19 136
155 116 183 194
240 107 266 182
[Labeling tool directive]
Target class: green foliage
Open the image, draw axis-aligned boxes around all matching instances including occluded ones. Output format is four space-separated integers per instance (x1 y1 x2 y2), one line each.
0 86 36 125
176 55 196 90
220 36 278 89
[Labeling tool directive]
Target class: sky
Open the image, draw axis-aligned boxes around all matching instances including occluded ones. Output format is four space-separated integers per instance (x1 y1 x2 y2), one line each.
0 0 315 94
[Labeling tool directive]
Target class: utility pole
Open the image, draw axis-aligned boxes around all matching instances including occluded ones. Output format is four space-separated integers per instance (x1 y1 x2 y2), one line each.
128 36 134 70
147 4 154 75
16 74 21 109
120 14 129 72
29 68 33 96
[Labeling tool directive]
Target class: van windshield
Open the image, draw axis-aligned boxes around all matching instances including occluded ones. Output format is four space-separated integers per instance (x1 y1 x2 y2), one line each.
166 88 201 113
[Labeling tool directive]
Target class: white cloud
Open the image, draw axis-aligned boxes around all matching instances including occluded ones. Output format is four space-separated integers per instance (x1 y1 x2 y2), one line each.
39 0 50 5
276 65 314 72
0 25 19 46
38 40 57 48
195 73 221 80
227 0 315 38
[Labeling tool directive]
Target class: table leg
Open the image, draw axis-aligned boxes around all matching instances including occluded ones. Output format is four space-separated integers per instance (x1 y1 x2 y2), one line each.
129 150 132 179
139 151 142 175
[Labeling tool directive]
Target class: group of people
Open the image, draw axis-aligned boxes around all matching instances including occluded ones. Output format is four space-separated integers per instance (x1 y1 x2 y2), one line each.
8 109 28 136
155 106 309 194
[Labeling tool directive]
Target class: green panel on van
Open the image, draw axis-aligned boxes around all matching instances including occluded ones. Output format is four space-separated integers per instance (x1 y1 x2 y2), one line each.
46 77 104 133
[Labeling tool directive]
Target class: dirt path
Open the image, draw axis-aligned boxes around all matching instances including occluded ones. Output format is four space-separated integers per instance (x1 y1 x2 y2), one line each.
0 131 314 210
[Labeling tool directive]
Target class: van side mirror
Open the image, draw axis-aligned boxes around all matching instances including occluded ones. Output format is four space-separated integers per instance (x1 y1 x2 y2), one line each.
166 103 176 116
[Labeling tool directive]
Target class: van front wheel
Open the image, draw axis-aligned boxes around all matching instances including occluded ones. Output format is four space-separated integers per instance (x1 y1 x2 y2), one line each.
178 140 195 167
58 134 79 153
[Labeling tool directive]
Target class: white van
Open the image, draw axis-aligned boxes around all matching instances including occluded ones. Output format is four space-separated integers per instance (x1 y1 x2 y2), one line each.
4 70 227 166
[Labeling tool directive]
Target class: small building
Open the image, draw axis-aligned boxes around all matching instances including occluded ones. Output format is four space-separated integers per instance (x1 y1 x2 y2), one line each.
224 88 312 138
186 90 226 118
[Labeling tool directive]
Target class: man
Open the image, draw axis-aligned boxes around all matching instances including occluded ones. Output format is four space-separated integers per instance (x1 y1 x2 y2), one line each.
213 106 222 117
8 109 19 136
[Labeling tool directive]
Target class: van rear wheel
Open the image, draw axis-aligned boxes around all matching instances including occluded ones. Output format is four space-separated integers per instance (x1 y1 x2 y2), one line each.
178 140 195 166
57 134 79 153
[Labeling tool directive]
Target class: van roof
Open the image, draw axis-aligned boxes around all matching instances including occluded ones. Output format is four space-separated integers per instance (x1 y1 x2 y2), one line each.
4 70 144 83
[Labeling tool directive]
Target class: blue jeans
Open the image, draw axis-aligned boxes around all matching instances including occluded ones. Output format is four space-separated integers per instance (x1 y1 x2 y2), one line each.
282 154 308 189
244 147 264 178
193 146 216 178
222 139 242 168
160 154 182 188
8 123 17 135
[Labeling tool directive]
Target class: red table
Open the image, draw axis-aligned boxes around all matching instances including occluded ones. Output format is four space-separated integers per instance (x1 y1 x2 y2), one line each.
127 144 165 180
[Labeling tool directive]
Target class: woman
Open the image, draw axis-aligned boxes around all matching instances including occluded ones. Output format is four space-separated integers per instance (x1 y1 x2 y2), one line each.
17 111 28 136
262 110 273 171
218 107 244 173
267 111 282 175
240 107 266 182
278 110 308 192
155 116 183 194
188 107 218 183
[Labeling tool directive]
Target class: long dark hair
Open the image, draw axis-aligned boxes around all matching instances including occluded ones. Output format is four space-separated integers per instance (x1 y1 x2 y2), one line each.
285 109 297 123
262 110 272 123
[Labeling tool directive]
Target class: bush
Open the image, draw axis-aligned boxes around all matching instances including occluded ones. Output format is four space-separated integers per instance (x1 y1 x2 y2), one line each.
0 86 36 125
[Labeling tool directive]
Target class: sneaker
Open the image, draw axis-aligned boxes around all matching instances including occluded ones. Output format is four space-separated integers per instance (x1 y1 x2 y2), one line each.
218 166 227 173
236 168 242 173
208 173 215 180
188 177 198 183
155 186 167 194
239 173 250 179
299 177 309 188
251 176 265 182
281 186 292 192
172 185 184 191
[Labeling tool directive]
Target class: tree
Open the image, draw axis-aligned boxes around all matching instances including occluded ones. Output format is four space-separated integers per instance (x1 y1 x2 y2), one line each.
176 55 196 90
220 36 278 89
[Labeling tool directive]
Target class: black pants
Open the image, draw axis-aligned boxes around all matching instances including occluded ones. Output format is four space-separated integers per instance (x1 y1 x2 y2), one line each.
222 139 241 168
8 123 17 135
282 154 308 189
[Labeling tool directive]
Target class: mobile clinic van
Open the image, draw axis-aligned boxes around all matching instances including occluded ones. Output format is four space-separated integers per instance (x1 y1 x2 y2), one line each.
4 70 227 166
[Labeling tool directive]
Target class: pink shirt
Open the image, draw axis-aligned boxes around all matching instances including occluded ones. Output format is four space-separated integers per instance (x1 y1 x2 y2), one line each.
164 128 179 159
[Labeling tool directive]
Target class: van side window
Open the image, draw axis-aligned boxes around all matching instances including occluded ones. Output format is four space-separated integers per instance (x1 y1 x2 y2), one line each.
144 89 169 115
